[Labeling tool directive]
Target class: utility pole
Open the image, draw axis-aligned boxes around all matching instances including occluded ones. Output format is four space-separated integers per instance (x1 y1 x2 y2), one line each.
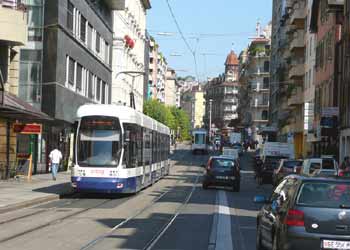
209 99 213 142
115 71 145 110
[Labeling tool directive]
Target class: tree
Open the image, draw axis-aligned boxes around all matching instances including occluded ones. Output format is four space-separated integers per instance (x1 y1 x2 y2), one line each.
144 100 191 141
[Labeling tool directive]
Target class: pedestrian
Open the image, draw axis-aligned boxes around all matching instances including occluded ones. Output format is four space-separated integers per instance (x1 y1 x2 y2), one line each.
49 148 63 181
340 156 350 170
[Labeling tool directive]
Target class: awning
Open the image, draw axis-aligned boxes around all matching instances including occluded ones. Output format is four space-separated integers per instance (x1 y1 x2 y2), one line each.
0 91 52 122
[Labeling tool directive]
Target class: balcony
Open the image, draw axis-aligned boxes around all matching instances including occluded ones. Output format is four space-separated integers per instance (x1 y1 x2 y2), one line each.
224 114 238 121
289 63 304 79
251 101 269 108
290 30 305 51
288 87 303 106
223 99 237 104
290 5 305 25
103 0 126 10
0 2 27 46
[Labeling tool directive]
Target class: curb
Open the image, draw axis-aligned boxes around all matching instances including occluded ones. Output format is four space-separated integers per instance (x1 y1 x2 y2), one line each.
0 188 74 214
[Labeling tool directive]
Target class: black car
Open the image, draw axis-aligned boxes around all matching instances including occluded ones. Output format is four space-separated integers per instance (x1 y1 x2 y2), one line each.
255 175 350 250
202 156 241 192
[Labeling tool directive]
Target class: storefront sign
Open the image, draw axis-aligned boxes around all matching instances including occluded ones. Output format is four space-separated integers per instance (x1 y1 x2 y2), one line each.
13 123 42 134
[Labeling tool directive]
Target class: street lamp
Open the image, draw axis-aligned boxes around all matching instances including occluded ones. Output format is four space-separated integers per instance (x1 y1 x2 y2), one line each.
115 71 145 109
209 99 213 142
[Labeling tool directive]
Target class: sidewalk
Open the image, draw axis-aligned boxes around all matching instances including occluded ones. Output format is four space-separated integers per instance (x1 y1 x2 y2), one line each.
0 172 73 214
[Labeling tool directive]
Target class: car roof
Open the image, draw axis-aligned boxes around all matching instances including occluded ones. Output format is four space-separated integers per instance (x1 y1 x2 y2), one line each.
210 156 235 161
285 174 350 183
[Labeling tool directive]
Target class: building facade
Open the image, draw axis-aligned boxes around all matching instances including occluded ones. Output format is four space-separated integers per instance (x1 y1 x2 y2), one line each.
239 23 271 143
204 51 240 131
42 0 115 169
180 85 204 129
111 0 151 112
310 0 343 158
164 68 177 106
147 37 168 103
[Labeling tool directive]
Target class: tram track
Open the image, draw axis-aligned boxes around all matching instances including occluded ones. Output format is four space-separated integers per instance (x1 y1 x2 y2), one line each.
0 147 198 246
80 152 205 250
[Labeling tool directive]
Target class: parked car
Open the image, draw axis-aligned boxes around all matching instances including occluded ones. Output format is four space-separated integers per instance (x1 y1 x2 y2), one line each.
299 157 339 177
202 156 241 192
272 159 303 186
255 175 350 250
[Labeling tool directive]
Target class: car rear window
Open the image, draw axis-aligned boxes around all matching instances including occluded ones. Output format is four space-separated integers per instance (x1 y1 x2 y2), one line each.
211 159 235 169
322 159 335 169
297 182 350 208
283 161 302 168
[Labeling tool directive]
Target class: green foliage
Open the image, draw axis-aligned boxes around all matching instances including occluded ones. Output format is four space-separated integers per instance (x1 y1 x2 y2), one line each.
143 100 191 140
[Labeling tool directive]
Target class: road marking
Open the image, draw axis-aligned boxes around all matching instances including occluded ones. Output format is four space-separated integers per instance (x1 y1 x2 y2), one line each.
208 190 233 250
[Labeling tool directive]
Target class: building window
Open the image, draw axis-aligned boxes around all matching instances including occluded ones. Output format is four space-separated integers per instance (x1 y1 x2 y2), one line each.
105 42 109 64
102 81 106 104
67 0 74 32
88 72 93 98
87 24 93 50
24 0 44 41
262 110 268 120
96 78 101 102
68 57 75 86
96 32 101 53
264 61 270 72
263 77 269 89
80 15 86 42
76 63 83 91
19 49 42 108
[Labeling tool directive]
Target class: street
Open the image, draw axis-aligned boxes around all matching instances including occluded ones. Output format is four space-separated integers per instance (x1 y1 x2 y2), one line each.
0 145 272 250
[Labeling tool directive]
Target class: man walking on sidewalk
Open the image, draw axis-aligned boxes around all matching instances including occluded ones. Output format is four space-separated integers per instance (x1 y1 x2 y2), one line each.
49 148 62 181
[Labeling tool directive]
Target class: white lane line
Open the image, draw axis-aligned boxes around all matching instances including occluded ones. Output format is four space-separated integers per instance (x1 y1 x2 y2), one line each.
215 190 233 250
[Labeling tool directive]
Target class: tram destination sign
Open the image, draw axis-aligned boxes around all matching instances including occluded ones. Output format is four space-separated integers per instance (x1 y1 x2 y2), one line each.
13 123 42 135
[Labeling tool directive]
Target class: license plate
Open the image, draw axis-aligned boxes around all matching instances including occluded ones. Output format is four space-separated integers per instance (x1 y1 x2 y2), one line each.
323 240 350 249
216 176 234 180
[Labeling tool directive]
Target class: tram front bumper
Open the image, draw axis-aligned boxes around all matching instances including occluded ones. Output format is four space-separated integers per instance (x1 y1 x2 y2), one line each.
71 176 137 193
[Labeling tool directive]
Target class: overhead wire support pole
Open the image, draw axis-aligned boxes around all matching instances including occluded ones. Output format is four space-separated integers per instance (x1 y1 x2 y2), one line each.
115 71 145 110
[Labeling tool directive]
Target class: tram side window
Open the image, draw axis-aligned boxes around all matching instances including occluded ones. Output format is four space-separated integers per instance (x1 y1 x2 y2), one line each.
144 128 151 165
137 127 143 167
123 124 138 168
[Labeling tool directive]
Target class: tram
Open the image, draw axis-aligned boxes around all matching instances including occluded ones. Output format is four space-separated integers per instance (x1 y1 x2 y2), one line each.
71 104 171 194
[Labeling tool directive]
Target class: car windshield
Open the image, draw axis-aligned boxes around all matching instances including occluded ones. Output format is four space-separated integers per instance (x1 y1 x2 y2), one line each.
211 159 235 169
297 182 350 208
283 160 302 168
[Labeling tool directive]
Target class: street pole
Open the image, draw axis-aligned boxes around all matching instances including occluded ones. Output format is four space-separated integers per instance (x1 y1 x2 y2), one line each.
115 71 145 110
209 99 213 142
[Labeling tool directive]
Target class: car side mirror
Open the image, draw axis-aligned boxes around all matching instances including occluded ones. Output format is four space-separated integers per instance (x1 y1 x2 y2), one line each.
254 195 269 204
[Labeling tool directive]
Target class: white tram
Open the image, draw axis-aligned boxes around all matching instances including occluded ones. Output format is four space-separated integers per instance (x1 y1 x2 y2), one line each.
71 104 171 194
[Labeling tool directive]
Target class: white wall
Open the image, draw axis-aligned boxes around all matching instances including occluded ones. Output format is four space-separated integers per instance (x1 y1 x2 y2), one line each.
111 0 147 112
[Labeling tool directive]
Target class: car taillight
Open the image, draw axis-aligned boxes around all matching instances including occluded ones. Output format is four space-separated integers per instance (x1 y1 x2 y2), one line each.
285 209 304 227
339 171 345 177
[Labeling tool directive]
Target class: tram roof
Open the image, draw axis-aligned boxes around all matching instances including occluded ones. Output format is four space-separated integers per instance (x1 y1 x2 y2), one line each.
76 104 170 134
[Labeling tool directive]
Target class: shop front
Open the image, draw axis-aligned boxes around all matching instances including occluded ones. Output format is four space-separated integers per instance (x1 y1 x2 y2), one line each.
0 91 51 179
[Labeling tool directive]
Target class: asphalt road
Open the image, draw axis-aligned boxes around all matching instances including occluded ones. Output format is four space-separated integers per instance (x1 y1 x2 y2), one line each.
0 145 272 250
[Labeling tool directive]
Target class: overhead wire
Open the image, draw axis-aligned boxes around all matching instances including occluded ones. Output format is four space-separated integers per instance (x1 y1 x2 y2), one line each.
164 0 200 81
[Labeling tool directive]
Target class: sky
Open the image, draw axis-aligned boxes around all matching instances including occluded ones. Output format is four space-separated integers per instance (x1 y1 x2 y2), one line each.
147 0 273 81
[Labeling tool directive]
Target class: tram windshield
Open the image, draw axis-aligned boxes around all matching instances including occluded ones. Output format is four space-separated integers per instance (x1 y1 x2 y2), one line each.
77 116 122 167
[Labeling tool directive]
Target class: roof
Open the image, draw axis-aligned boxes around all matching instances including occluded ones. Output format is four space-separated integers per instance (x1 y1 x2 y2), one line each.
225 51 239 65
76 104 170 135
0 92 52 121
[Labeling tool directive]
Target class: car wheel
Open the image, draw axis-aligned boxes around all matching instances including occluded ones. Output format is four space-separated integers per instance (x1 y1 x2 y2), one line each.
256 225 265 250
202 182 208 189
